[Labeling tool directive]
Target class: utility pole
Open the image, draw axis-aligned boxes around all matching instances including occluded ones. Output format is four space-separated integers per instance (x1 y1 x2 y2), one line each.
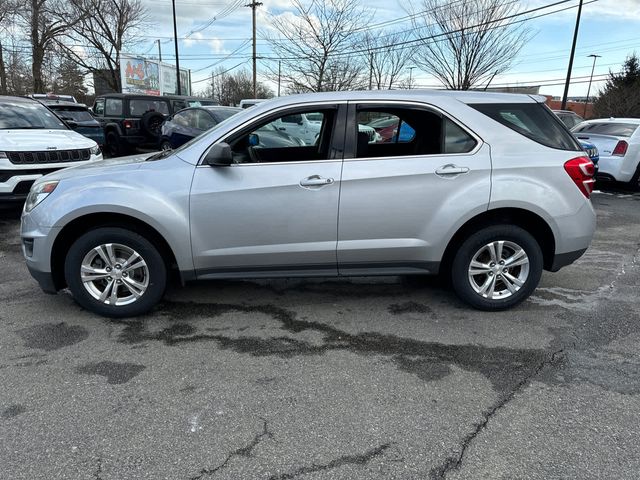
172 0 181 95
245 1 262 98
277 60 281 97
561 0 584 110
408 66 416 89
157 39 162 62
368 52 373 90
584 54 601 118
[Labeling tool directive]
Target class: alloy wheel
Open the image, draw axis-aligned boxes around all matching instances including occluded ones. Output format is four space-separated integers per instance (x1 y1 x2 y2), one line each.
467 240 530 300
80 243 149 306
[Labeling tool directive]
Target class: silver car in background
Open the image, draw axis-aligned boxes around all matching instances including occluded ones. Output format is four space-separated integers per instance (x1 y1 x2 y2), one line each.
21 90 596 317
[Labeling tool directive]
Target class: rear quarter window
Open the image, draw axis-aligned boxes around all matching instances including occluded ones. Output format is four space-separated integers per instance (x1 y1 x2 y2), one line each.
573 122 639 137
471 103 581 151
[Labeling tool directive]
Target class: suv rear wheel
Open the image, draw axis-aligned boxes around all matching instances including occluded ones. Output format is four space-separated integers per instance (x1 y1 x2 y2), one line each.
64 227 167 318
451 225 543 310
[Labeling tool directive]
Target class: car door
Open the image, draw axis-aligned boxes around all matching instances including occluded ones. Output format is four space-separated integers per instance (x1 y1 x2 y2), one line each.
337 102 491 275
189 104 346 278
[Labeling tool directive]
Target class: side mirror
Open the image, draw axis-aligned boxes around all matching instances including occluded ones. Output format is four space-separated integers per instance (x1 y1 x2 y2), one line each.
248 133 260 146
204 142 233 166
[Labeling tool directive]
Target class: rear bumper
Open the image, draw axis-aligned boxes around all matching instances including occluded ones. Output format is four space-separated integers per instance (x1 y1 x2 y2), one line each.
549 248 587 272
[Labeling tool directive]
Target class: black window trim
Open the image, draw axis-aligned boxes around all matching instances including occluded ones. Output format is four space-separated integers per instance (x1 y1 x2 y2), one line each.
198 102 346 167
344 100 482 161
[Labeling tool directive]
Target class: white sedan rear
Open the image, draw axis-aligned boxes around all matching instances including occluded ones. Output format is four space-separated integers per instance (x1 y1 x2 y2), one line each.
572 118 640 184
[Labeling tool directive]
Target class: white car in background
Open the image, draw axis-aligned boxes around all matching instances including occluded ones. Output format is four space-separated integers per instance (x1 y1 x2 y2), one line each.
273 113 381 145
0 96 102 205
572 118 640 185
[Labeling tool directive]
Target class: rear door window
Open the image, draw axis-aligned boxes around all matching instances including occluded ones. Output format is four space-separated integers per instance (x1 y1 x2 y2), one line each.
471 103 581 150
573 122 639 137
105 98 123 116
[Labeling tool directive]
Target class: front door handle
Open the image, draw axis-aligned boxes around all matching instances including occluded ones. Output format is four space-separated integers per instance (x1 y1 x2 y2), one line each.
300 175 334 188
435 164 470 177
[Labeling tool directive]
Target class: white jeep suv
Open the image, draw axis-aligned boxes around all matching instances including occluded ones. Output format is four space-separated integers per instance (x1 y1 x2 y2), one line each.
0 96 102 205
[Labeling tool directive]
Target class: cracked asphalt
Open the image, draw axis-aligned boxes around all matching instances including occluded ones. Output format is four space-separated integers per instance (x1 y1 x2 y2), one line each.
1 188 640 479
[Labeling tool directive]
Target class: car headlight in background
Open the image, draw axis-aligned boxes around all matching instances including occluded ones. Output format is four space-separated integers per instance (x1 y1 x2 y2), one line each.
24 181 59 212
90 145 102 156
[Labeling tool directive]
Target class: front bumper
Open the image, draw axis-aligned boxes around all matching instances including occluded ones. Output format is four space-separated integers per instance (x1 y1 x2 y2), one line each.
21 213 62 293
27 264 58 294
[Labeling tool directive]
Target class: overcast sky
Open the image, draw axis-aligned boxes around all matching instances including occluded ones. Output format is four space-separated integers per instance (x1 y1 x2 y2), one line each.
135 0 640 97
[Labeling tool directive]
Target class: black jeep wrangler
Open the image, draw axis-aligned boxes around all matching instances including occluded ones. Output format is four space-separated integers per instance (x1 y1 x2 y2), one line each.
92 94 172 157
92 93 221 157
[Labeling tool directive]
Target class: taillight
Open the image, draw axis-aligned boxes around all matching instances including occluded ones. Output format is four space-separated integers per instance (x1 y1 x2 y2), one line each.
564 156 595 199
123 120 133 129
612 140 628 156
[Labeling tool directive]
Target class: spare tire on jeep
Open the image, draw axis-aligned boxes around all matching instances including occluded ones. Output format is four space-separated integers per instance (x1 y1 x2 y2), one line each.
140 111 165 137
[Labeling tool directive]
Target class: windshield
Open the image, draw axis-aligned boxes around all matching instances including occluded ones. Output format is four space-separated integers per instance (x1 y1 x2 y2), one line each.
0 101 67 130
49 107 94 122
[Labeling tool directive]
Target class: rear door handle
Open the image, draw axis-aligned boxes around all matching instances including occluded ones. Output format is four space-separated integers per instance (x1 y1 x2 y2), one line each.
300 175 334 187
435 164 470 177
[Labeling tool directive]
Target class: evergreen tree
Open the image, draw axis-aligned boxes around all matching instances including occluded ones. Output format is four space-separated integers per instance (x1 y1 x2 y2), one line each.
594 54 640 118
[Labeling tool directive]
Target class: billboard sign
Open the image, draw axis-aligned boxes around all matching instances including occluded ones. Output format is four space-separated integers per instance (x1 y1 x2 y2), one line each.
121 55 190 96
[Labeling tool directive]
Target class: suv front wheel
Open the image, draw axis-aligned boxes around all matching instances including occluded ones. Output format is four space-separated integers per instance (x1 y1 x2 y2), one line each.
451 225 543 310
64 227 167 317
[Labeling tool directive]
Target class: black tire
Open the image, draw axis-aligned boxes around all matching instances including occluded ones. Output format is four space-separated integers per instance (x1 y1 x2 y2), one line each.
64 227 167 318
106 131 123 158
629 162 640 191
451 225 543 311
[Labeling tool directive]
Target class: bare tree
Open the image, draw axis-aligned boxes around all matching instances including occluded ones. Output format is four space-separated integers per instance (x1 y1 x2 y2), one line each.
409 0 531 90
18 0 81 92
203 67 273 106
60 0 150 92
265 0 370 93
364 30 414 90
0 0 15 94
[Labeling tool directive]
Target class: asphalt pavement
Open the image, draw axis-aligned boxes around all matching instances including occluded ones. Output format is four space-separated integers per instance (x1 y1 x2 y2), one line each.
1 188 639 480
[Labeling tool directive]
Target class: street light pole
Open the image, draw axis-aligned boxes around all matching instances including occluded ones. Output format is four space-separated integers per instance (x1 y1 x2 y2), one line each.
584 54 601 117
157 39 162 62
561 0 584 110
408 66 416 89
172 0 181 95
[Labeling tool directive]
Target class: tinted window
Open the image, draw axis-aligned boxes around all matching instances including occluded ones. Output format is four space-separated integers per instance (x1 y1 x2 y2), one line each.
129 99 169 117
573 122 639 137
0 101 67 130
228 108 335 163
282 114 302 124
105 98 123 116
208 107 241 123
472 103 581 150
355 107 475 158
94 99 105 116
195 110 215 130
172 110 193 127
444 118 477 153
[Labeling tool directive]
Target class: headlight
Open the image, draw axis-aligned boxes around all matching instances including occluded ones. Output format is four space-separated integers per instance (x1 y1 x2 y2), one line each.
24 181 59 213
90 145 101 156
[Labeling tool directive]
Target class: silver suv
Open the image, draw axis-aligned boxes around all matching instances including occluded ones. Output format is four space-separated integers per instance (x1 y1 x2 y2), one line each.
21 91 596 317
